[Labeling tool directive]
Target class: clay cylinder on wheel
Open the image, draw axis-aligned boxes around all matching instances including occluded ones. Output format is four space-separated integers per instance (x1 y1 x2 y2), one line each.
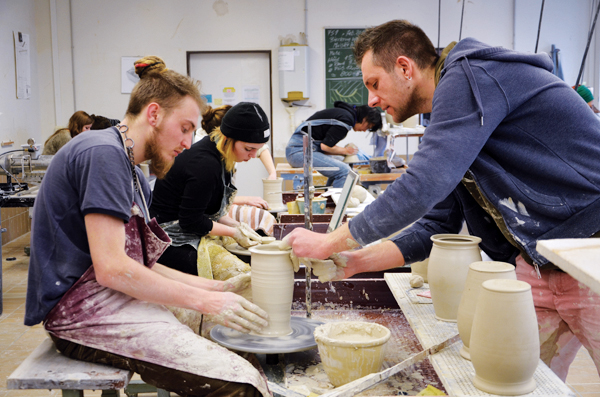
249 244 294 336
262 178 284 211
470 279 539 395
427 234 482 322
457 261 516 360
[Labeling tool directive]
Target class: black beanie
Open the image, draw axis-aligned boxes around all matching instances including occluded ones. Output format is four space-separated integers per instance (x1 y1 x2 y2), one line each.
220 102 270 143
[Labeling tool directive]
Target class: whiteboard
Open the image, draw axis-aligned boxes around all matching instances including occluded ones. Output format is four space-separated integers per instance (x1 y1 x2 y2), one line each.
188 51 272 198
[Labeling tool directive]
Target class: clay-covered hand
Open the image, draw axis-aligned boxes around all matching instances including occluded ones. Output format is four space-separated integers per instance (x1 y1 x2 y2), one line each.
206 292 268 334
276 237 301 272
308 253 348 282
222 273 251 293
233 223 262 248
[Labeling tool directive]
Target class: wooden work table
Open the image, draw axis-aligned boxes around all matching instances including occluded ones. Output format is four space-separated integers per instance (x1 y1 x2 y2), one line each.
536 238 600 296
384 273 575 396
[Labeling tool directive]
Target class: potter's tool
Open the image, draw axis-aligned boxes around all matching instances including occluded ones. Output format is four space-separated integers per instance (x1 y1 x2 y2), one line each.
303 123 314 319
210 317 323 354
318 334 461 397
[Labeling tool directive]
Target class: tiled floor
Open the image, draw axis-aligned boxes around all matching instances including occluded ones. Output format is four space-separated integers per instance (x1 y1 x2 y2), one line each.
1 233 599 396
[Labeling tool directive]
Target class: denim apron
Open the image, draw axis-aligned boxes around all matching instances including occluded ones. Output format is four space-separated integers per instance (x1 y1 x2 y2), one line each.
285 119 353 155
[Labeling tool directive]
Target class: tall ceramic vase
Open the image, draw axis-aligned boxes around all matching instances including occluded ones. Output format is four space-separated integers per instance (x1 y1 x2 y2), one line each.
470 279 539 395
262 178 285 211
456 261 516 360
427 234 482 322
249 244 294 336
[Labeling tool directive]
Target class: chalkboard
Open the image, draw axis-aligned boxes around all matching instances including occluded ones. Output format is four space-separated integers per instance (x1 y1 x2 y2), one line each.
325 28 368 109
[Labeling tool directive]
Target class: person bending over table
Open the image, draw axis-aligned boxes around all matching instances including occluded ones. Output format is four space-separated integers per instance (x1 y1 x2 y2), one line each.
285 20 600 382
285 100 382 188
150 102 272 276
25 56 269 397
199 105 277 235
42 110 94 155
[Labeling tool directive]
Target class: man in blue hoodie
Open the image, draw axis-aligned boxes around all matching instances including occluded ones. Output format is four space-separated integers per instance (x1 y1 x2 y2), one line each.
286 20 600 380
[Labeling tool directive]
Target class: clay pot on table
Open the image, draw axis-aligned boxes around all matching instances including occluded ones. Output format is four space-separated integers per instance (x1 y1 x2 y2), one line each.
427 234 482 322
470 279 539 395
249 244 294 336
456 261 516 360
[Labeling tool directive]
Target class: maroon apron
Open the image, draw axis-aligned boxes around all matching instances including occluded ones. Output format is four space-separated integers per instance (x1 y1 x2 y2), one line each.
45 204 270 396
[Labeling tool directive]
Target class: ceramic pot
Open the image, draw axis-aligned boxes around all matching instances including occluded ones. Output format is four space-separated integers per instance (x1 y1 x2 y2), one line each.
249 244 294 336
262 178 285 211
427 234 482 322
314 321 390 387
470 279 539 395
457 261 516 360
410 258 429 283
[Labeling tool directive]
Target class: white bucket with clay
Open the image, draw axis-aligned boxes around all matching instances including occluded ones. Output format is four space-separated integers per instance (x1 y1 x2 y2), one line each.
314 321 391 386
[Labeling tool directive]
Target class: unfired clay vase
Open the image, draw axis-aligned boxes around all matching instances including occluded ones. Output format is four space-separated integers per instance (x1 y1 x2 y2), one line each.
470 279 539 395
457 261 516 360
249 244 294 336
262 178 285 211
427 234 482 322
410 258 429 283
314 321 390 387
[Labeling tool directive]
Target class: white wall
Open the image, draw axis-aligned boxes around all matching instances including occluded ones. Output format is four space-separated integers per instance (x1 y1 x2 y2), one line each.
0 0 44 153
2 0 598 161
515 0 598 88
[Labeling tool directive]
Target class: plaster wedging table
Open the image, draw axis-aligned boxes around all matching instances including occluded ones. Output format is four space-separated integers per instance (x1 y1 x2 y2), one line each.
384 273 575 396
536 238 600 296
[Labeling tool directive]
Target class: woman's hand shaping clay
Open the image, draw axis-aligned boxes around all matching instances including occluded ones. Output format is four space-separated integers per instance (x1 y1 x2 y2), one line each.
233 222 262 248
204 292 268 334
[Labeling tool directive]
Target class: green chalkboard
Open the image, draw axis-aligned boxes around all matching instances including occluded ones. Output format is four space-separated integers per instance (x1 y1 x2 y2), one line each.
325 28 368 109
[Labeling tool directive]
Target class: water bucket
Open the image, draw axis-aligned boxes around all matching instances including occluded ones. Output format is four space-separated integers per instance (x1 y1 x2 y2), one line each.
314 321 390 386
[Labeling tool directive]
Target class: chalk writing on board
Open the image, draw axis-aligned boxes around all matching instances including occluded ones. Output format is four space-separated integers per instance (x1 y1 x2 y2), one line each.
325 28 367 109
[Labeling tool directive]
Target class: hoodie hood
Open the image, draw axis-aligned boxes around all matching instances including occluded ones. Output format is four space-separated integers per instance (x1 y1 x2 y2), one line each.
333 101 357 124
440 38 554 126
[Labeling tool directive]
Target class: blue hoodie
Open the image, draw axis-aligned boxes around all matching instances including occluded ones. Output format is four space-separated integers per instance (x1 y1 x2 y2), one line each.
349 38 600 266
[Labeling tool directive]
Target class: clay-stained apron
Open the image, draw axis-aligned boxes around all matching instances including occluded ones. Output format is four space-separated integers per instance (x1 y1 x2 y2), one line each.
44 204 271 397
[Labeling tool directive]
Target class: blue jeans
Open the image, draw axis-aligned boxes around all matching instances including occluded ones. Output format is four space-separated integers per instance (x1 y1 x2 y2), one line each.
285 132 351 188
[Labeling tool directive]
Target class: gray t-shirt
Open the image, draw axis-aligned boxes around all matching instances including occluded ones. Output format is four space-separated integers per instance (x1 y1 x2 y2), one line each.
25 127 151 326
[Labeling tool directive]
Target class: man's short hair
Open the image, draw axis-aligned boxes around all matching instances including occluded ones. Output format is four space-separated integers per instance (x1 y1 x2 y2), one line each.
354 20 439 73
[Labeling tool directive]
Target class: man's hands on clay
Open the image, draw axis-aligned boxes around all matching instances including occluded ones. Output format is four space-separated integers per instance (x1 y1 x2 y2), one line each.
222 273 251 293
283 228 332 259
205 292 268 333
233 222 262 248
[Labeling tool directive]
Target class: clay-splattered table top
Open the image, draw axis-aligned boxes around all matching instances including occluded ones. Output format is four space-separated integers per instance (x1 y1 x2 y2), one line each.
384 273 576 396
537 238 600 296
258 307 446 396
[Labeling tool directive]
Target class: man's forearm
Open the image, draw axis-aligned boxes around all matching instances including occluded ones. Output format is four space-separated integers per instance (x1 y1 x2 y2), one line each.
345 240 406 276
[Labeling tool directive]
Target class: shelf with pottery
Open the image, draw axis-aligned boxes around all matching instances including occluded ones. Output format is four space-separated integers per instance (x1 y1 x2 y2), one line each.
384 272 576 396
536 238 600 296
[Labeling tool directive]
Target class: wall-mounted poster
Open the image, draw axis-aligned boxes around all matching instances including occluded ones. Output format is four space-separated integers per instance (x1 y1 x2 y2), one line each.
121 56 140 94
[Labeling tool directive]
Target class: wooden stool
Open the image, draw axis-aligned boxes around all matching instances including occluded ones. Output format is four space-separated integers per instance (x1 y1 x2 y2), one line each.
7 338 170 396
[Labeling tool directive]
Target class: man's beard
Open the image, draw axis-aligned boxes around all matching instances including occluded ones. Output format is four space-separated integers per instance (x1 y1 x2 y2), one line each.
392 89 425 124
145 126 175 179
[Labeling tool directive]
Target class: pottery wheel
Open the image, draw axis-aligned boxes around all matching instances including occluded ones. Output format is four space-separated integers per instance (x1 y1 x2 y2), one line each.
210 317 323 354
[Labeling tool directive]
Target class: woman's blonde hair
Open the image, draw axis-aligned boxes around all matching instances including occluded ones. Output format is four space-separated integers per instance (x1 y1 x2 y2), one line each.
210 128 237 172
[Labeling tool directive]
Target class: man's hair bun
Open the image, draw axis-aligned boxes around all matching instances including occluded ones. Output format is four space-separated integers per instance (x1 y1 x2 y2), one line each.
134 56 167 79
